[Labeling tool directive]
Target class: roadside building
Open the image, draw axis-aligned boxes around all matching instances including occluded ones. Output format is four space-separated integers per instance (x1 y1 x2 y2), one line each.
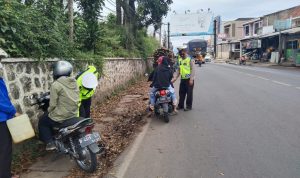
241 18 263 61
216 18 253 59
241 5 300 65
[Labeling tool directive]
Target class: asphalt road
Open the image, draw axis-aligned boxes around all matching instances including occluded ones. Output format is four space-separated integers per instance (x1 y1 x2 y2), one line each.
113 63 300 178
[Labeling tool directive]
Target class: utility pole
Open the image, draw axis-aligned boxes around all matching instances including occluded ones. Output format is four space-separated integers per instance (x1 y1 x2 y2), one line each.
214 19 217 59
168 22 170 50
278 30 282 64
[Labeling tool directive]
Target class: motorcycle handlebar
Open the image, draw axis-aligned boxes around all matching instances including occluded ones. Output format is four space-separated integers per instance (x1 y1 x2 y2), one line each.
30 92 50 106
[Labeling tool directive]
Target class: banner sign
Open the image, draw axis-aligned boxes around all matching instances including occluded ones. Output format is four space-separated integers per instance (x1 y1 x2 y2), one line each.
170 12 214 37
274 19 292 31
242 39 262 49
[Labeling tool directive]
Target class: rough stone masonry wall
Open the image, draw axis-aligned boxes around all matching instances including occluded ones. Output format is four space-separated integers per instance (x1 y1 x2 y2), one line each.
93 58 149 103
0 58 150 129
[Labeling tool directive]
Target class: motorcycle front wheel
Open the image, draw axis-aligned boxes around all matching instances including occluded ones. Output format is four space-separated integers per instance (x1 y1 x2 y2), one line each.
76 147 98 173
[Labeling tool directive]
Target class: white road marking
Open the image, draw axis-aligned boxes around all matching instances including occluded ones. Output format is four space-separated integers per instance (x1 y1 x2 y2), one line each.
246 73 256 77
233 70 244 74
215 63 296 88
114 118 151 178
272 80 292 87
257 76 270 81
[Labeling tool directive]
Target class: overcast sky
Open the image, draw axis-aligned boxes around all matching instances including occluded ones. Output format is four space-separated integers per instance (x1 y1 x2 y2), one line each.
167 0 300 21
101 0 300 49
163 0 300 49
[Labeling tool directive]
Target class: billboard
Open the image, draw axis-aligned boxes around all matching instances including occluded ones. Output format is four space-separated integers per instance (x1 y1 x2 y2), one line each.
170 12 214 37
274 19 292 31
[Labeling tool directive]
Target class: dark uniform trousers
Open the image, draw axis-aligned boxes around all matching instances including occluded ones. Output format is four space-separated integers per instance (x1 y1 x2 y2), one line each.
79 98 92 118
0 122 12 178
178 79 194 109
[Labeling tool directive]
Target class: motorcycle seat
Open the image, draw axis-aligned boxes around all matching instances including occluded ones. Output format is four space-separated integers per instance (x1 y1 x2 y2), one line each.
157 88 169 91
53 117 93 130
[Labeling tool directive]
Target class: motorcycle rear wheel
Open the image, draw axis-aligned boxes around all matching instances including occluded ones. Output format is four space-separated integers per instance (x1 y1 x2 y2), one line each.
163 113 169 123
76 147 98 173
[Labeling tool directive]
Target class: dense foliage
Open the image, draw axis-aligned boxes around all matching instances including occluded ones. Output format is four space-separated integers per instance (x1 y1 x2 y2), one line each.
0 0 72 58
0 0 171 59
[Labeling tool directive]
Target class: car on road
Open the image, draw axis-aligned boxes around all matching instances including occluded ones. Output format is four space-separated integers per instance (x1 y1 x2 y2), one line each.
204 54 212 63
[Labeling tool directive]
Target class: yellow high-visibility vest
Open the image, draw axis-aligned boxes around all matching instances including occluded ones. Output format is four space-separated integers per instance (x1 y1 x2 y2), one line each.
76 66 99 100
178 57 191 79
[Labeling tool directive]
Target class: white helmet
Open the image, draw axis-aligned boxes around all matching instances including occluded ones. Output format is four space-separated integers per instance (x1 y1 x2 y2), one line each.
82 72 98 89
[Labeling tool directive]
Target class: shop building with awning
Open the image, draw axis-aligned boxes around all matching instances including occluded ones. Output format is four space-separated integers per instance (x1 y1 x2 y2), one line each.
240 5 300 65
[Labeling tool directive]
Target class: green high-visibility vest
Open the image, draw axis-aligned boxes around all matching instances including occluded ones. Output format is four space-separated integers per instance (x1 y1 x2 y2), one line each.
76 65 99 100
178 57 191 79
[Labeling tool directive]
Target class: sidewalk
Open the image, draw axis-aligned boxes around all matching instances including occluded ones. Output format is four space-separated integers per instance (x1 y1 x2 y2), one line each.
227 59 299 69
19 78 150 178
20 153 74 178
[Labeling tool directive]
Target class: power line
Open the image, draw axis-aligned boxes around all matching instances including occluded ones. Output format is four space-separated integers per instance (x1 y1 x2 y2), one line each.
103 5 116 14
106 0 116 7
108 0 116 5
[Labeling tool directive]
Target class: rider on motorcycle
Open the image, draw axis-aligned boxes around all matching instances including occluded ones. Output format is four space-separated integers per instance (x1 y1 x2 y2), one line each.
148 56 177 114
38 61 80 151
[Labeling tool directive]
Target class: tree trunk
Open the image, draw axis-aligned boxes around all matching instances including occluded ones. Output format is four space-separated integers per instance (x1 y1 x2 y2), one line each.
116 0 122 25
129 0 137 35
68 0 74 42
123 0 130 25
153 24 159 38
129 0 135 17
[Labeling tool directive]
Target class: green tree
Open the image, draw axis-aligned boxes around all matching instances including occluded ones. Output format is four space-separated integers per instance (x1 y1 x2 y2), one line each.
137 0 173 33
76 0 105 53
0 0 72 58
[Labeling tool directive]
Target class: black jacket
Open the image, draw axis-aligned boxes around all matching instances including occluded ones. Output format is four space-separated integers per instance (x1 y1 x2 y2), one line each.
152 57 173 89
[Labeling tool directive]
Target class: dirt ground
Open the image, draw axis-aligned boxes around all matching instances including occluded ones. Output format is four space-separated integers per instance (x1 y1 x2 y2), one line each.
65 77 150 178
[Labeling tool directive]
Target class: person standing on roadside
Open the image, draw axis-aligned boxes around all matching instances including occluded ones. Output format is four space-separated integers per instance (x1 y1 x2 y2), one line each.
172 48 195 111
76 65 99 118
0 60 18 178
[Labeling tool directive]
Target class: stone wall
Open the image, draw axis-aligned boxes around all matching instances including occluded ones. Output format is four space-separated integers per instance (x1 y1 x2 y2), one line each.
93 58 150 103
0 58 151 129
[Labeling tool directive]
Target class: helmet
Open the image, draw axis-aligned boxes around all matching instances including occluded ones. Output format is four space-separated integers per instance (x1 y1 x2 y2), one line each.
53 61 73 79
82 72 98 89
195 52 201 56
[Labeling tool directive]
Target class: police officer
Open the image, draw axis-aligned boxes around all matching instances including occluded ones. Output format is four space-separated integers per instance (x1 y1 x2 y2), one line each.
76 65 99 118
172 48 195 111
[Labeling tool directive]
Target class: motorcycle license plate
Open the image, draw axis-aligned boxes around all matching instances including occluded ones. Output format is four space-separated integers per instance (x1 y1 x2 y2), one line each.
159 97 167 102
159 97 171 103
79 132 101 148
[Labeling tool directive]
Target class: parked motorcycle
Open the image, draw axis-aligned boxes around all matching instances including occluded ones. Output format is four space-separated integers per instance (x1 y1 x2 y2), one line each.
241 49 259 64
154 89 174 123
31 92 104 173
239 56 246 65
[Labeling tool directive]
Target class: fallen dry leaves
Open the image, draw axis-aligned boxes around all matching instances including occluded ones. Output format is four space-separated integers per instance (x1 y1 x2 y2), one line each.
65 78 150 178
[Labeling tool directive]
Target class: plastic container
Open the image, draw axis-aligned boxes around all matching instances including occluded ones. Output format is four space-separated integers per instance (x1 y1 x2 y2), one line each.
6 114 35 143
